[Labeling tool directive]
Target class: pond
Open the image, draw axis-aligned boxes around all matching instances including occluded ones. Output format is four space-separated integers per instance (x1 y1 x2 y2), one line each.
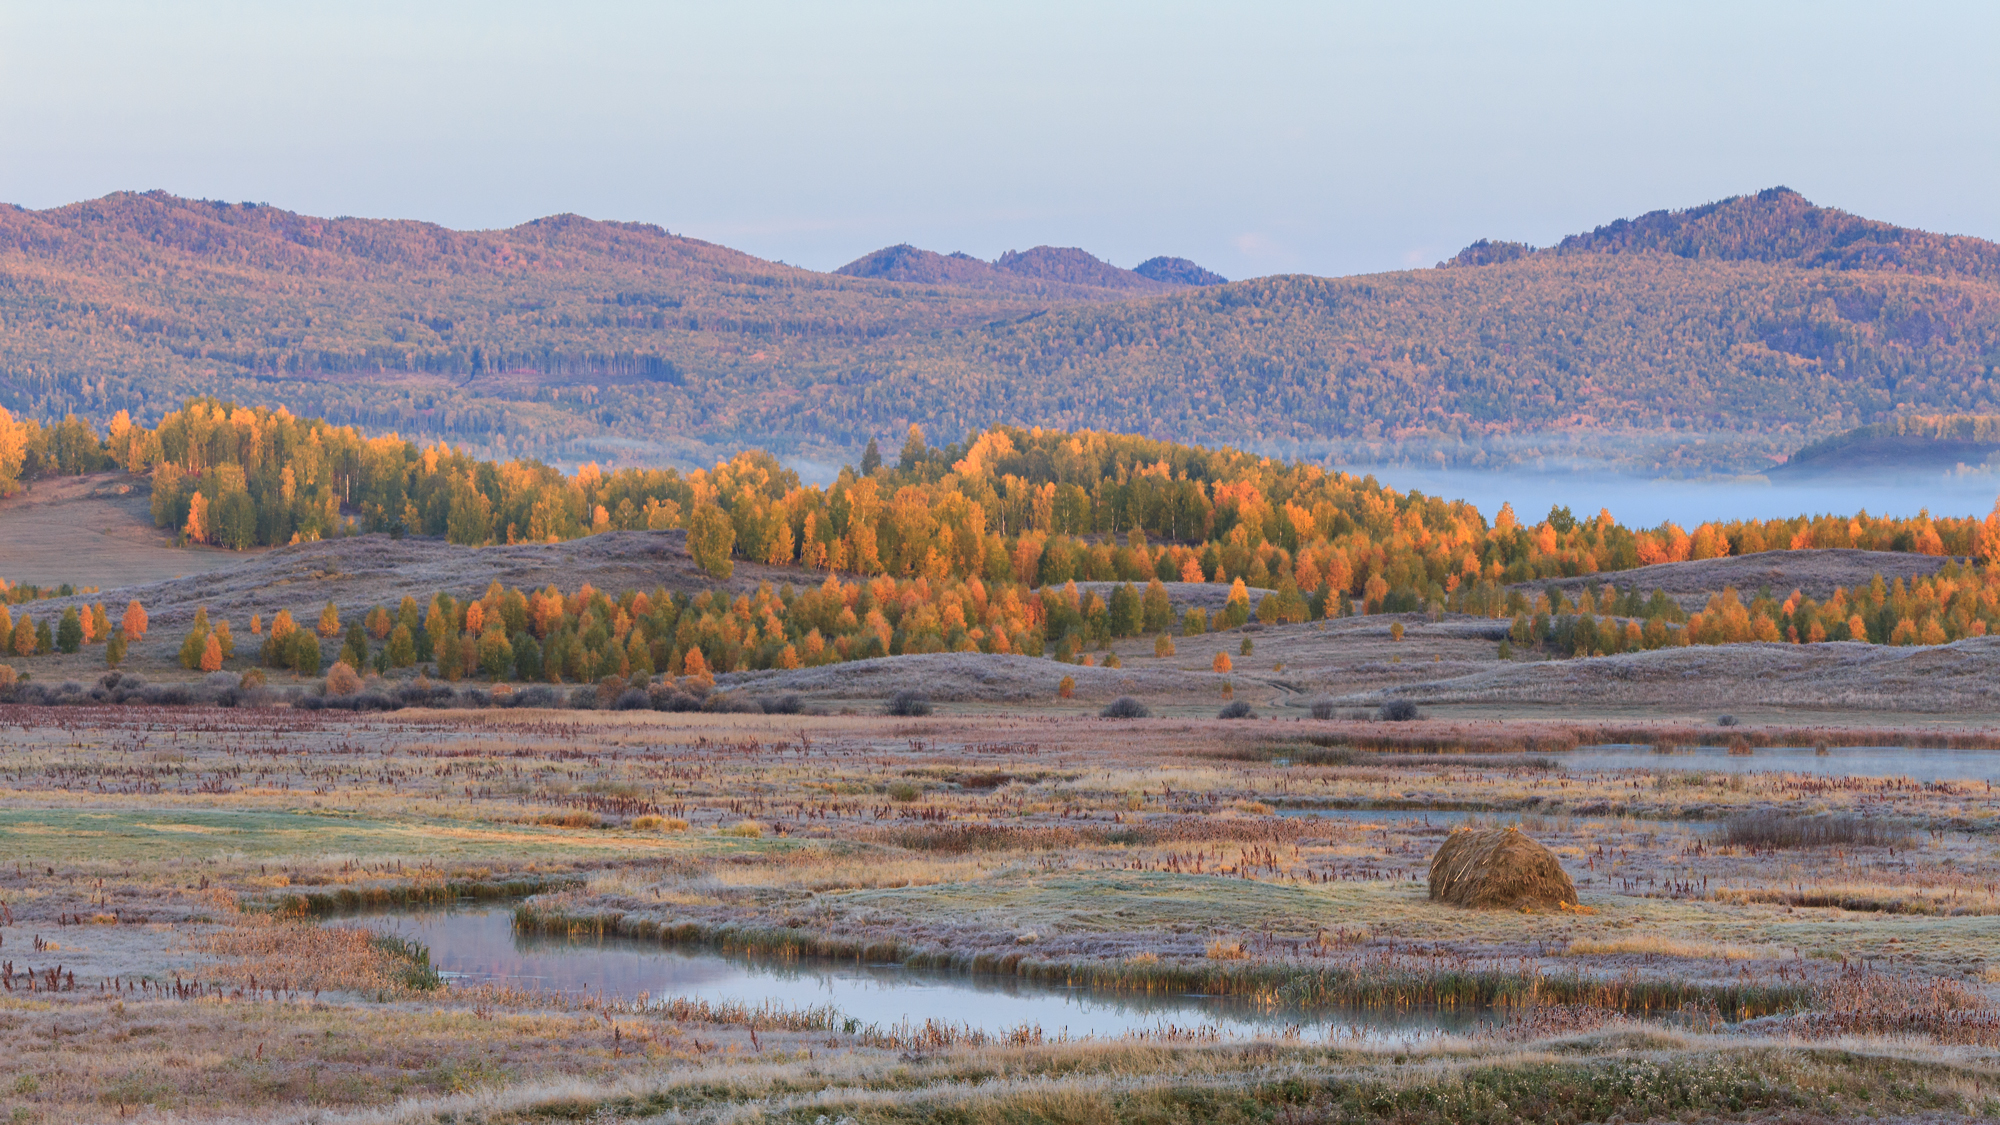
1562 744 2000 783
334 907 1494 1042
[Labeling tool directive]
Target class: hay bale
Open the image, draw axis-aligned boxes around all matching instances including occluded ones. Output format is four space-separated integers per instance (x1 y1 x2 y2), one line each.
1428 826 1577 910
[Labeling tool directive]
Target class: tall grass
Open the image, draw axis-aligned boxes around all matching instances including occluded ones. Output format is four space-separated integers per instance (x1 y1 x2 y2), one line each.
270 874 585 916
1718 813 1914 850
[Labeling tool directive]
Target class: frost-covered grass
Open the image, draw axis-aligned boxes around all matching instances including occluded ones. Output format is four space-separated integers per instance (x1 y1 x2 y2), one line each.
1 704 1997 1121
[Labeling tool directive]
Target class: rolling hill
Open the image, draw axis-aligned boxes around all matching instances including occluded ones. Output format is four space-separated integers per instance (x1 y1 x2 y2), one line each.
0 188 1996 473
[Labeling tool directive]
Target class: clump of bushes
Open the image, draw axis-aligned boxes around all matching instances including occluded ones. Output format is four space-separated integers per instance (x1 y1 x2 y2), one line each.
1378 700 1421 722
1218 700 1254 719
1101 696 1150 719
885 691 933 716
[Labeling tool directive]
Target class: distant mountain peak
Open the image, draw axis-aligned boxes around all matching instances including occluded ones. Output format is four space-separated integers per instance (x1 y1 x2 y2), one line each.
1134 256 1226 286
1437 239 1533 269
834 242 1221 296
1553 187 2000 282
1435 188 2000 284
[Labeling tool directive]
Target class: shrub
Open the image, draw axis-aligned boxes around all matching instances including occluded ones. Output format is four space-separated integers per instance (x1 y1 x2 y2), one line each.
1101 696 1150 719
888 780 921 802
631 815 689 832
1717 714 1739 727
1057 675 1075 700
656 691 703 712
612 688 651 711
724 819 763 838
1218 700 1254 719
1378 699 1421 722
1391 622 1406 641
759 694 804 714
885 691 933 716
1240 637 1254 656
324 662 363 697
702 692 763 713
1212 652 1232 673
1309 700 1336 720
537 810 604 829
509 684 561 709
1154 634 1175 658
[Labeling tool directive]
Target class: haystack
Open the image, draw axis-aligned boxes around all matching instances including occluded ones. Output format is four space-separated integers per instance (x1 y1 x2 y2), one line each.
1428 826 1577 910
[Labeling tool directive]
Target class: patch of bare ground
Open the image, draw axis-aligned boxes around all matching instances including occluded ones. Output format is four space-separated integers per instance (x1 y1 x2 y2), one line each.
1068 579 1276 612
718 651 1220 703
2 527 828 639
1336 635 2000 713
0 470 257 589
1522 548 1955 610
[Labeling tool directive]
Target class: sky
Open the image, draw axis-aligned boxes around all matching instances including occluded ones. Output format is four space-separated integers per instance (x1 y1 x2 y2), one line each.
3 2 1997 281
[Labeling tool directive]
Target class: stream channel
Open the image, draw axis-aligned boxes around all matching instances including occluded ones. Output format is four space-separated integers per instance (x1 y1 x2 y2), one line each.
334 907 1494 1042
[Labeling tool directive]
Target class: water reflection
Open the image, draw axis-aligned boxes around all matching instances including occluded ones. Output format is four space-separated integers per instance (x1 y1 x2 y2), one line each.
334 908 1493 1042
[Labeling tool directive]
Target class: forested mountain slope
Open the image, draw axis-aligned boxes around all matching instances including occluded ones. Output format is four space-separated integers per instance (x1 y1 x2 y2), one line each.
1 188 1996 472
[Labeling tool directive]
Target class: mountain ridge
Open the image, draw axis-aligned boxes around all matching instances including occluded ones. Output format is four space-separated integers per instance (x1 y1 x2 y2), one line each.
1 187 1995 475
1442 187 2000 284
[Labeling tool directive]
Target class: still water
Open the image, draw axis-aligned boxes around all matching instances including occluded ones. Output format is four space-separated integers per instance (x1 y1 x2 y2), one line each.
335 908 1491 1042
1561 744 2000 783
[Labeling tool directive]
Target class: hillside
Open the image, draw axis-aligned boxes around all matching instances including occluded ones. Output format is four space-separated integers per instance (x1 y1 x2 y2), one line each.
1778 414 2000 476
1 188 1997 472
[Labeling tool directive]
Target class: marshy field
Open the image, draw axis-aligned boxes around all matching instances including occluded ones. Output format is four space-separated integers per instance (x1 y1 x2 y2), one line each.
1 701 1998 1123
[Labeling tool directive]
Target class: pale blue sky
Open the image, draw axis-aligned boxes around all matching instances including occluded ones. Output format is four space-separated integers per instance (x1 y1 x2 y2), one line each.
3 2 1995 279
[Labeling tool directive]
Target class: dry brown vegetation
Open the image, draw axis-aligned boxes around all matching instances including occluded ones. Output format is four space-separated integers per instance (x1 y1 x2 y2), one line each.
0 697 1993 1120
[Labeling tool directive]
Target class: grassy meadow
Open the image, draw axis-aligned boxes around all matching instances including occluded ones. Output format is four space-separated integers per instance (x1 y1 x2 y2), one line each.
0 703 1996 1121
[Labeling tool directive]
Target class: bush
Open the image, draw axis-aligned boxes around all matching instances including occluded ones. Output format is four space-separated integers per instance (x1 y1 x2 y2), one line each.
1100 696 1150 719
884 691 933 716
140 683 192 706
655 691 703 712
888 780 920 802
1717 714 1739 727
631 815 688 832
612 688 652 711
759 694 804 714
1378 699 1421 722
723 819 763 838
1310 700 1336 720
701 692 763 714
567 686 601 709
537 810 604 829
1217 700 1254 719
1240 637 1254 656
325 662 363 697
509 684 561 709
